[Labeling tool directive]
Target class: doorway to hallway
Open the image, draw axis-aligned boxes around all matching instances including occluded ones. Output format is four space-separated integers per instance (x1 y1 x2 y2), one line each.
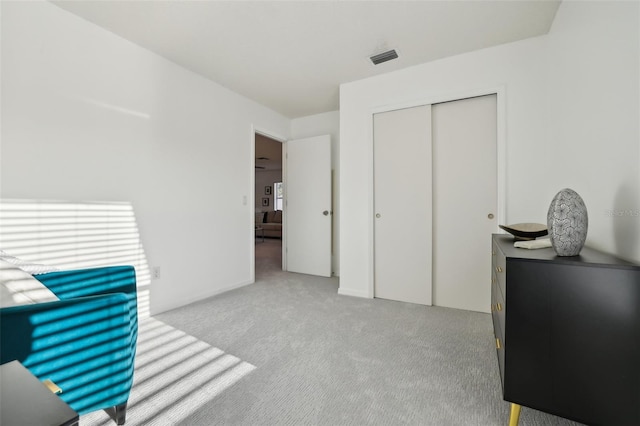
255 237 282 278
254 132 284 278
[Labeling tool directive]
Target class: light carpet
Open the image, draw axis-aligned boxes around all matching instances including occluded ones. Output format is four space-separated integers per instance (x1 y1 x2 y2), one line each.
83 238 583 425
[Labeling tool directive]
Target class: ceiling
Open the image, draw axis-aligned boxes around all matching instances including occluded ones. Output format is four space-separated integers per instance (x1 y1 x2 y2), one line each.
51 0 561 119
255 133 283 171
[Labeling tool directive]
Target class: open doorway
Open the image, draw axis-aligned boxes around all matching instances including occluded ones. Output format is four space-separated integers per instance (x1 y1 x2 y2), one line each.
254 133 283 276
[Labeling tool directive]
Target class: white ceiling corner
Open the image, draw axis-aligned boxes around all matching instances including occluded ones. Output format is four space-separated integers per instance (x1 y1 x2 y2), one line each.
51 0 561 119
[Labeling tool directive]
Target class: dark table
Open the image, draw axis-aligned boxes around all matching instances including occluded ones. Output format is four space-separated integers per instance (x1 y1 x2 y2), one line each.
1 360 79 426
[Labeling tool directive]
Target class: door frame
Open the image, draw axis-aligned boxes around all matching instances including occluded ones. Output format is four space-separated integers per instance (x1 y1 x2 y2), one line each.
366 86 506 299
251 125 288 283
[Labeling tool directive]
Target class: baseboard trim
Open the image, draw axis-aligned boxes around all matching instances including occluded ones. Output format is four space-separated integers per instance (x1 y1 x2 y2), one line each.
337 287 370 299
206 280 254 299
152 280 253 315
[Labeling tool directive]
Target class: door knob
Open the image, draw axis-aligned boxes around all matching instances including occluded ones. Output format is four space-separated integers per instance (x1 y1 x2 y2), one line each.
376 213 381 218
323 210 329 216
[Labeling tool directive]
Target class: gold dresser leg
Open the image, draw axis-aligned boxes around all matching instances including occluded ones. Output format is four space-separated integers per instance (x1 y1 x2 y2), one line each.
508 403 522 426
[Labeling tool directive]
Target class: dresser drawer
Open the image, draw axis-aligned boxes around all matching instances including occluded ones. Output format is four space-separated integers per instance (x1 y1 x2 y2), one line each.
491 272 506 344
492 243 506 298
494 315 505 390
491 286 505 388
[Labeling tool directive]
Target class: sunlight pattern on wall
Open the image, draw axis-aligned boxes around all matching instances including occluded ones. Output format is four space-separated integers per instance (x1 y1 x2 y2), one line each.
1 199 257 423
0 199 151 318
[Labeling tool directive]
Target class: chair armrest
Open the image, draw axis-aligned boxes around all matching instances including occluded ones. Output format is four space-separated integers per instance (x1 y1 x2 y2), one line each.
35 266 138 343
1 293 135 414
34 265 137 300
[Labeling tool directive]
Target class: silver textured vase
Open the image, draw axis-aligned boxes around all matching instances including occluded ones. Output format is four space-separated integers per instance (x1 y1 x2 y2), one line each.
547 188 588 256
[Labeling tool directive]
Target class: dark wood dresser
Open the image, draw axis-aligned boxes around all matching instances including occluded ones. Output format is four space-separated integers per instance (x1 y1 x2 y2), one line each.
491 234 640 426
0 360 78 426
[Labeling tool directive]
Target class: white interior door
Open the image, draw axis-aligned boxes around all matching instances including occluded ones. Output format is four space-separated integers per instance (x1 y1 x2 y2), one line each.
286 135 332 277
373 105 432 305
432 94 497 313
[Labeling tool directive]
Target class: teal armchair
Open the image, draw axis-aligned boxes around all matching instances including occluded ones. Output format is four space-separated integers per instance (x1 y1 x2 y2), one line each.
1 266 138 425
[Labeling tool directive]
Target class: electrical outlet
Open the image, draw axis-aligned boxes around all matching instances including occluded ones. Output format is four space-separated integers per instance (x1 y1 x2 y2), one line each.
152 266 161 280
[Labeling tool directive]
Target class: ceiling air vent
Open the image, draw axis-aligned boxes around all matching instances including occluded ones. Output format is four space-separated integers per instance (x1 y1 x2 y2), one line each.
370 49 398 65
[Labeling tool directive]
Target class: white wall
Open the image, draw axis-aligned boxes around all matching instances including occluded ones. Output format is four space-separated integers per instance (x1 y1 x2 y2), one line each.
339 1 639 298
0 1 290 314
291 111 340 275
544 0 639 262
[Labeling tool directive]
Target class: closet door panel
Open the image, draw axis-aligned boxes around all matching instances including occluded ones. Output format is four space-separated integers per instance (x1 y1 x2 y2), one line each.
373 105 432 305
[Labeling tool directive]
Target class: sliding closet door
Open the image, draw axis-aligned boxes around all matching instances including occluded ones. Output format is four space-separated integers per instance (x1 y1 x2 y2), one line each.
373 105 432 305
432 94 497 313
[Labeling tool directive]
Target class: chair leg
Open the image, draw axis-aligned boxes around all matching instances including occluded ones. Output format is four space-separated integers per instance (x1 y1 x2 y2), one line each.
104 402 128 425
115 402 127 425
